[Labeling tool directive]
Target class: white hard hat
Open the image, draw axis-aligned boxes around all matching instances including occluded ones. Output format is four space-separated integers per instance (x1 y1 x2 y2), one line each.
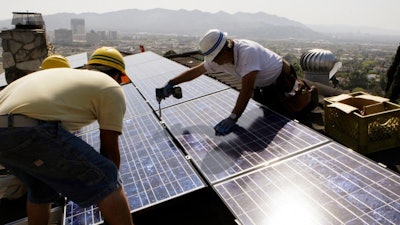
199 29 227 62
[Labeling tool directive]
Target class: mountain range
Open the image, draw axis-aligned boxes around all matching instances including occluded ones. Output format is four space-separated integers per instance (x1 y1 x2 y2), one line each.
0 8 399 42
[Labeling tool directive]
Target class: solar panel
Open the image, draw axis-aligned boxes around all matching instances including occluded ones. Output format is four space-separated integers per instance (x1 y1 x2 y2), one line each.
64 113 205 225
63 52 400 225
121 83 154 118
214 142 400 225
134 75 229 111
124 51 229 111
124 51 187 82
66 52 88 69
74 83 152 134
161 89 329 184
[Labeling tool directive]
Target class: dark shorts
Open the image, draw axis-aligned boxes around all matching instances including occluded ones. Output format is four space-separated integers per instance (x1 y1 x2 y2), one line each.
0 121 121 208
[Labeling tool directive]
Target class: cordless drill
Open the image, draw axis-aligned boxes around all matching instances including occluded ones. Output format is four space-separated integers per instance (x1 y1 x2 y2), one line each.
155 86 182 117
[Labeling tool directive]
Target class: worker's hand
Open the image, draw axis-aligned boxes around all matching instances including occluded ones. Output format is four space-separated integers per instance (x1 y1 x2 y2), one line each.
162 80 174 98
214 117 237 136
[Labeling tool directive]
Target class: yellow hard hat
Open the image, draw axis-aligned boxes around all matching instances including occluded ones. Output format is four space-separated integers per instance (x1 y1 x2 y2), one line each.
88 46 129 83
40 54 71 69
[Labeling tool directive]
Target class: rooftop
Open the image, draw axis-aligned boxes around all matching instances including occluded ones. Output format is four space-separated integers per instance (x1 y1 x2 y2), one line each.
1 51 399 225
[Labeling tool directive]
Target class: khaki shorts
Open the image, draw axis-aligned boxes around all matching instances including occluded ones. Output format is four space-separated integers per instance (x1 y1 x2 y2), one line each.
0 165 27 199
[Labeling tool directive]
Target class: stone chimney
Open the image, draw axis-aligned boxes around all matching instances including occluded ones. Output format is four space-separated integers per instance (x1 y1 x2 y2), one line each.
0 12 49 84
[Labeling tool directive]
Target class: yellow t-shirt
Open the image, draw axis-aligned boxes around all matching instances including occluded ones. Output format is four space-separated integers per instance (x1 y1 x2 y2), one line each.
0 68 126 133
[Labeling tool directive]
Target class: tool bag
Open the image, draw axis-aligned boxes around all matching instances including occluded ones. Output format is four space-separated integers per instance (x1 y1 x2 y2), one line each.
0 165 26 199
253 60 318 115
280 79 318 114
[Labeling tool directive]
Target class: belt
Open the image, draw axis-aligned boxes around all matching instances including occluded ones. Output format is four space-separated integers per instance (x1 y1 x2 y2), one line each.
281 59 292 78
255 60 294 89
273 59 297 93
0 114 40 128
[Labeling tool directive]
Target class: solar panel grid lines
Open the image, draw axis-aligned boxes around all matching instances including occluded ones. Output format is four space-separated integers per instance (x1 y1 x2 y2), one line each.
127 62 187 83
62 51 400 225
122 83 154 118
124 51 231 110
121 119 202 208
214 142 400 225
294 144 400 224
119 115 205 208
124 51 159 65
64 112 205 225
64 203 103 225
133 74 230 111
124 51 188 83
161 89 330 184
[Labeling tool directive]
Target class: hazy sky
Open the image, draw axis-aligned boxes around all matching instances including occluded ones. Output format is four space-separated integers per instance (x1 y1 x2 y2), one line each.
1 0 399 31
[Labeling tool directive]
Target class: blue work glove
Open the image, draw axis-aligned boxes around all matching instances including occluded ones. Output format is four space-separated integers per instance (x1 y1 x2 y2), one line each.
214 117 237 136
163 80 174 98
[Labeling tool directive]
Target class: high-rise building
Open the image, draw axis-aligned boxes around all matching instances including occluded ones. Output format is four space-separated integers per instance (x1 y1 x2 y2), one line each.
71 18 85 42
54 29 73 45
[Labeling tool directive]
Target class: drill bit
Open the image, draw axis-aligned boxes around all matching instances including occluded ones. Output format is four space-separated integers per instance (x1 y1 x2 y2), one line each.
159 101 162 118
156 88 163 118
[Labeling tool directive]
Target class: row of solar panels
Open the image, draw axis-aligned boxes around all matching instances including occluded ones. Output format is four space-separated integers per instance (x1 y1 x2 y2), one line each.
64 51 400 225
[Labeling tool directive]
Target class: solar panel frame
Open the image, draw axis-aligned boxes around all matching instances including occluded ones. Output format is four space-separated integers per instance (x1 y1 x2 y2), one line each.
64 112 206 225
213 142 400 225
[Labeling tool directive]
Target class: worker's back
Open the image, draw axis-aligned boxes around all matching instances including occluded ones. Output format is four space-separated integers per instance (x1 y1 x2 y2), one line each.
0 68 126 132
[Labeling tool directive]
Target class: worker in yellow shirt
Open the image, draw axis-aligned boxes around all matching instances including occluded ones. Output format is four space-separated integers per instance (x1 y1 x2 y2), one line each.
0 47 134 225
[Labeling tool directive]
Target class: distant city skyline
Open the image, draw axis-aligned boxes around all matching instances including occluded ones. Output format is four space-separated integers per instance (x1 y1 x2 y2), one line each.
0 0 399 32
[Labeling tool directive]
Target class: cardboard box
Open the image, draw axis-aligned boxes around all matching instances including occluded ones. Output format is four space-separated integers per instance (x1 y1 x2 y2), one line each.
324 91 400 154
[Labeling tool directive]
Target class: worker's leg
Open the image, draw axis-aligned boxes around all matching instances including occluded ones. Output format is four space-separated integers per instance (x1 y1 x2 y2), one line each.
0 122 132 224
27 201 50 225
28 122 134 224
98 187 134 225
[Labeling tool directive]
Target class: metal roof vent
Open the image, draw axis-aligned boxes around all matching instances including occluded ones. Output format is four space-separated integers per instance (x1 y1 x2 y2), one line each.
300 49 341 85
11 12 45 29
